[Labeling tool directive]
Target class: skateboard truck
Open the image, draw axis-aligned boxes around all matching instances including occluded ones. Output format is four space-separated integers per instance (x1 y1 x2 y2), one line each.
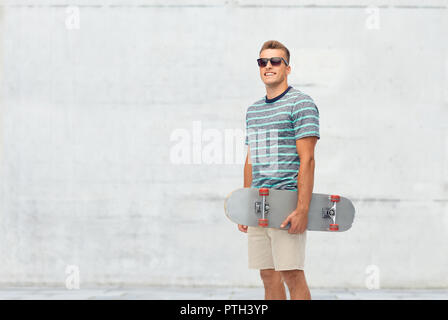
322 195 340 231
255 188 270 227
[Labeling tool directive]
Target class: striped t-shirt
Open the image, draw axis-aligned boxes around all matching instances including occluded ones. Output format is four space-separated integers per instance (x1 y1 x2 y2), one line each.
245 86 320 191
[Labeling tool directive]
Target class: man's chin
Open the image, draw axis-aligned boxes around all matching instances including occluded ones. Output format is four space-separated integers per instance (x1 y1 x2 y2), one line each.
263 79 281 87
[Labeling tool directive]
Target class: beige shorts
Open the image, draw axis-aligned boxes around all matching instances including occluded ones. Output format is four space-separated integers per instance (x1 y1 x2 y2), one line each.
248 226 307 271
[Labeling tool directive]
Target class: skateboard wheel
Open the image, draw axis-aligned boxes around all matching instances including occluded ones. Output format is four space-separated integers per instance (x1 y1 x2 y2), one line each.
259 188 269 196
330 195 340 202
329 224 339 231
258 219 269 227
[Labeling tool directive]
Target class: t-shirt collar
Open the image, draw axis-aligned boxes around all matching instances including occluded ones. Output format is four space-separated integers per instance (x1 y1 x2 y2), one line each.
265 86 292 103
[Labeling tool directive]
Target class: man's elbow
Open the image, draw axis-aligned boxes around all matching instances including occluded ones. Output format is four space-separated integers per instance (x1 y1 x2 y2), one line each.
300 156 315 164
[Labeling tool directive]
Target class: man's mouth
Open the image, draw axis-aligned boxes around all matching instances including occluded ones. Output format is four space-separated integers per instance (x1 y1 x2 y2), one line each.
264 72 276 77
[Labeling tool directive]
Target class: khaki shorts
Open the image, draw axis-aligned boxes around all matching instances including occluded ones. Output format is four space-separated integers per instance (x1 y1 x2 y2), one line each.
248 226 307 271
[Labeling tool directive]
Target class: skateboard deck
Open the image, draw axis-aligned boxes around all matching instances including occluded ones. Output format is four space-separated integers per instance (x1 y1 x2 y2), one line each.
224 188 355 232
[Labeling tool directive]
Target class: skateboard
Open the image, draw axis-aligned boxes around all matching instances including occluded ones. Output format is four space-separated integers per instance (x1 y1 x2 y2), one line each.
224 188 355 232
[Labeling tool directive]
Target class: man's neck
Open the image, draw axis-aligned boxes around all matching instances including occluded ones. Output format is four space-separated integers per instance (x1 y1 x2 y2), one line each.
266 83 289 100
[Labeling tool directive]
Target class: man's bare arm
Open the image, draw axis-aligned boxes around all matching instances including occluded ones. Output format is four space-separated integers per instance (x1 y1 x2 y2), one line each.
239 147 252 233
280 136 318 233
244 146 252 188
295 137 317 212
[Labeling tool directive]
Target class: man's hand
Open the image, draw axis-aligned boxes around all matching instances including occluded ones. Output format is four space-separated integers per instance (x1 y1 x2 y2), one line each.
238 224 248 233
280 208 308 234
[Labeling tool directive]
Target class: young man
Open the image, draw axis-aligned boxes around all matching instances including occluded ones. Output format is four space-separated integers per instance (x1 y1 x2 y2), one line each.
239 40 320 300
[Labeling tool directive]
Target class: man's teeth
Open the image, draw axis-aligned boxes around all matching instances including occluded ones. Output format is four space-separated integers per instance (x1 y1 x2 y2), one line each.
265 73 275 76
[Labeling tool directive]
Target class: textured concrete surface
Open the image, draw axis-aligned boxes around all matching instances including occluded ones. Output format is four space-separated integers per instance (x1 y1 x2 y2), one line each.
0 0 447 288
0 286 447 300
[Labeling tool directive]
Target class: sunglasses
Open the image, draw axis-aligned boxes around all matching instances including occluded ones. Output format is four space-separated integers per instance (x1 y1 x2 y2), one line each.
257 57 288 67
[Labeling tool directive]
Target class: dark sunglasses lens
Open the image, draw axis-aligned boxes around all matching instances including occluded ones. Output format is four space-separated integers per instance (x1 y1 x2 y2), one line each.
270 58 282 66
257 58 268 67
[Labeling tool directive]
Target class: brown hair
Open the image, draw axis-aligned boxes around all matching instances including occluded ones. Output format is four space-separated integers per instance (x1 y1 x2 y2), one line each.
259 40 290 64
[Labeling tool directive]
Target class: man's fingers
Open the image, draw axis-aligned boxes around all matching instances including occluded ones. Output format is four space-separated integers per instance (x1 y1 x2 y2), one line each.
238 224 248 233
280 216 291 228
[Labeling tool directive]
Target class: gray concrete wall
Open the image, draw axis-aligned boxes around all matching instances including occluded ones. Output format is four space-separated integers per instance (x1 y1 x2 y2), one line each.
0 0 447 289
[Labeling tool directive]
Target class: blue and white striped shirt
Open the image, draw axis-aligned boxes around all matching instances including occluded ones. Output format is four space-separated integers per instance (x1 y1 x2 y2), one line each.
245 86 320 191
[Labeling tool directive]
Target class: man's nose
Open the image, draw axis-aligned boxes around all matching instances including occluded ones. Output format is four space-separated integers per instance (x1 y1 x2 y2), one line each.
264 63 273 70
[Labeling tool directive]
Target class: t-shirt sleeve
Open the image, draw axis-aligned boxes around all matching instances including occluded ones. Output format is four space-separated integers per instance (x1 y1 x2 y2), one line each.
290 98 320 140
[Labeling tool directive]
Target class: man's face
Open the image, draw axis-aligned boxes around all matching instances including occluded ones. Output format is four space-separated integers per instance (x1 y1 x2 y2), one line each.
259 49 291 86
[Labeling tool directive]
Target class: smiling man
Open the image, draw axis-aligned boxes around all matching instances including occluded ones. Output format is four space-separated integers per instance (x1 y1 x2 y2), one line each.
239 40 320 300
